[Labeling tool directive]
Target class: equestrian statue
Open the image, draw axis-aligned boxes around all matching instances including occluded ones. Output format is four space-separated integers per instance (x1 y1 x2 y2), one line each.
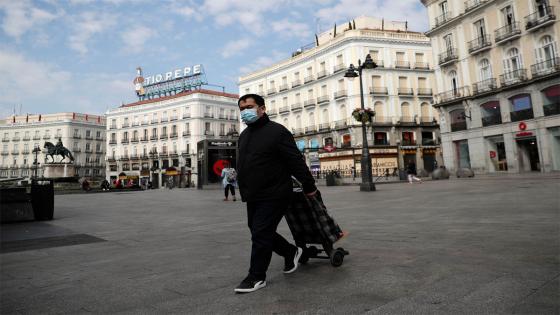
44 139 74 163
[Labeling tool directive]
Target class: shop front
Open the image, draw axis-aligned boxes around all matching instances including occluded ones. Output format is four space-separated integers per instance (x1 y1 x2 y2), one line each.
318 147 398 177
485 135 508 172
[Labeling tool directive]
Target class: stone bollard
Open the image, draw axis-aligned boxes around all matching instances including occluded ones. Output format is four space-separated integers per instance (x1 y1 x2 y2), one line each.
431 167 450 180
456 168 475 178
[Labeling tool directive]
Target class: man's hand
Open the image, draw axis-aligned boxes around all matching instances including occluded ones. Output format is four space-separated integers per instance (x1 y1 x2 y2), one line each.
305 190 317 197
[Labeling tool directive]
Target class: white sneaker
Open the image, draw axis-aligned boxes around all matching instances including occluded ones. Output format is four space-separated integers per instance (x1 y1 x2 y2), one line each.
283 247 303 274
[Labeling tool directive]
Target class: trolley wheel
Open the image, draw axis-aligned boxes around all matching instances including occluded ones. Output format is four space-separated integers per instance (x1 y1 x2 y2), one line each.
330 249 345 267
307 246 319 258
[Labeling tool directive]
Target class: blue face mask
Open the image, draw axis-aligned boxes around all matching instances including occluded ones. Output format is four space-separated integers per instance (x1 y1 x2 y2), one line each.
240 107 259 124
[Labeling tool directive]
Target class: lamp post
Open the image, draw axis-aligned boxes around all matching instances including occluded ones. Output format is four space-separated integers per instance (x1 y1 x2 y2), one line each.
32 145 41 180
344 54 377 191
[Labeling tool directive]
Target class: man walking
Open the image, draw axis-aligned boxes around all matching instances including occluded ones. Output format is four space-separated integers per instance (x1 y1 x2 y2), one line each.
235 94 317 293
221 161 237 201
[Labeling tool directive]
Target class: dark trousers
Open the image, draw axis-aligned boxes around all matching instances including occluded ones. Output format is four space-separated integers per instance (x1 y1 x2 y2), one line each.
224 184 235 198
246 199 295 280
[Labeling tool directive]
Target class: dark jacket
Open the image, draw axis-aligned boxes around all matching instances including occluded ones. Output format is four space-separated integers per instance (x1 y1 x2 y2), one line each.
237 114 317 202
406 162 417 175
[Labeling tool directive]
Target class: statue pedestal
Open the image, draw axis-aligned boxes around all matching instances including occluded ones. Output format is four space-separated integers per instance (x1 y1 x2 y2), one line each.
43 163 76 178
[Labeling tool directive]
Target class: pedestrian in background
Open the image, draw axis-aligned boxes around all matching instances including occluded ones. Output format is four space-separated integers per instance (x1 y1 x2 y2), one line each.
221 162 237 201
234 94 317 294
406 160 422 184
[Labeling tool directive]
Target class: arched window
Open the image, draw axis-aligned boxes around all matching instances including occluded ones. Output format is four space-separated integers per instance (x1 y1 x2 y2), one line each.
449 70 458 93
480 101 502 126
401 102 411 121
535 35 558 74
503 47 522 73
509 94 534 121
479 58 492 81
374 101 384 120
308 112 315 126
322 108 329 124
449 109 467 131
420 102 430 119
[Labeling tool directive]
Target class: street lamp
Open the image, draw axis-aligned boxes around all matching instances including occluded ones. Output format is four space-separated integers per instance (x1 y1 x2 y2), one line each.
32 145 41 180
344 54 377 191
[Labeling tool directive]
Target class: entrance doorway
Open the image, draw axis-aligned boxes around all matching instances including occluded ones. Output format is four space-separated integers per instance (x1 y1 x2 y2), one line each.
516 138 540 171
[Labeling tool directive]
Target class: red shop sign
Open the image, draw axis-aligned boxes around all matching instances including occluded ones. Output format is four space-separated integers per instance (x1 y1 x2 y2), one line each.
489 151 496 158
518 122 527 131
515 131 533 138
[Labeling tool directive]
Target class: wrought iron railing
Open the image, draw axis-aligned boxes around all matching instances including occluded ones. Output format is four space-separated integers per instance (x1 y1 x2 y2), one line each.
495 22 521 43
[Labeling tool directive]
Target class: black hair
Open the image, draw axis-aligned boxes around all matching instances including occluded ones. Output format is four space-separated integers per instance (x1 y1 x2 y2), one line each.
238 94 265 107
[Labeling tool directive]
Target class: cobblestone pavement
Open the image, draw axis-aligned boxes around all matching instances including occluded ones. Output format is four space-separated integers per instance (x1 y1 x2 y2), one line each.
1 174 559 314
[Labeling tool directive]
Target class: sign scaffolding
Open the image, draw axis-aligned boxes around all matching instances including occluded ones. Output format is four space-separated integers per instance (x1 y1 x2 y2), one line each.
133 65 208 101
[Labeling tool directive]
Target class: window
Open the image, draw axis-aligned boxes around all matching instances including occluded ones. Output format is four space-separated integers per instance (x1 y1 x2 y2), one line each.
542 85 560 116
473 19 486 39
111 133 116 141
123 132 128 140
440 1 448 15
509 94 534 121
96 131 101 138
322 108 329 123
480 101 502 126
501 5 515 26
479 59 492 81
503 47 522 73
449 70 458 92
162 126 167 136
443 33 453 51
374 132 388 145
449 109 467 131
536 35 557 67
374 101 384 119
401 102 411 119
402 132 415 145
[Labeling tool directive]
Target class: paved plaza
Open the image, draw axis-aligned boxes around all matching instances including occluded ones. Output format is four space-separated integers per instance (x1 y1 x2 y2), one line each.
1 174 559 314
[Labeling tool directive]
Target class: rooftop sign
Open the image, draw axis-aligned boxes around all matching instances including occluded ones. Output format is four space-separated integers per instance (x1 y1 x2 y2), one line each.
133 65 207 100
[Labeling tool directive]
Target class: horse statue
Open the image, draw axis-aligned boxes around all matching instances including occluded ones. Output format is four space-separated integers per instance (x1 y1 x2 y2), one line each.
44 140 74 163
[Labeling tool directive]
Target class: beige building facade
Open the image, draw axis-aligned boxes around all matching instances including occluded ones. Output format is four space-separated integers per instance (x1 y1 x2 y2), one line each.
105 89 239 188
0 113 106 179
239 16 442 176
421 0 560 174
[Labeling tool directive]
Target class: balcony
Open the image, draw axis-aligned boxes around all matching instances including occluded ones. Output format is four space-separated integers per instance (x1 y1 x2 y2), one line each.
268 110 277 117
304 99 316 108
279 106 290 114
22 150 29 154
334 119 349 129
333 63 346 73
525 6 556 32
151 119 158 124
304 75 315 84
292 128 304 136
1 152 8 156
531 57 560 78
170 151 179 157
1 138 9 142
72 135 81 139
334 90 347 99
109 140 117 145
472 78 497 95
131 138 139 143
395 60 410 69
121 123 129 128
22 137 30 141
10 150 19 155
267 88 276 95
291 80 301 88
316 70 328 79
434 11 453 28
160 117 168 123
399 116 416 125
278 84 288 92
372 116 392 125
481 115 502 127
438 49 458 66
85 135 93 140
120 155 129 161
543 103 560 116
170 116 178 121
318 123 330 132
317 95 329 104
204 113 214 118
401 140 417 146
42 135 51 139
204 130 215 136
465 0 488 12
370 87 388 95
305 126 317 134
121 139 129 144
150 135 158 141
421 138 438 146
420 116 437 125
141 121 149 125
397 88 414 96
417 88 433 97
130 154 139 160
495 22 522 44
183 131 191 137
414 62 430 70
468 35 492 54
500 69 528 87
84 148 93 153
219 131 226 136
140 137 148 142
107 156 116 162
110 125 117 130
182 113 191 119
291 102 303 111
95 150 103 154
450 121 467 132
510 108 534 122
170 133 178 138
373 60 384 68
12 137 20 141
160 134 168 140
435 86 470 104
33 135 41 140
